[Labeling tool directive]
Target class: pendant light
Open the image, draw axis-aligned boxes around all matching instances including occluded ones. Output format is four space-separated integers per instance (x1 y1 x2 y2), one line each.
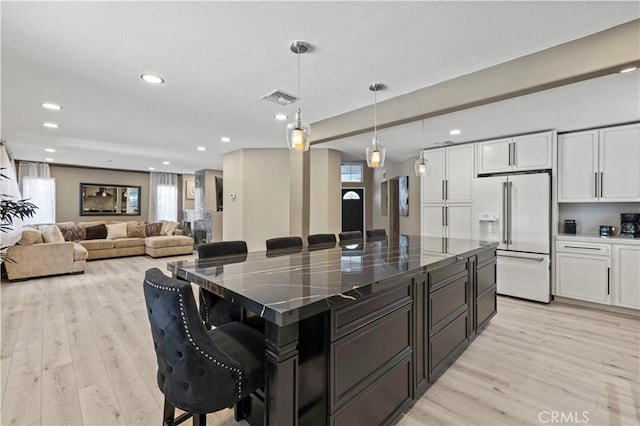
365 83 385 168
414 150 430 177
286 41 311 152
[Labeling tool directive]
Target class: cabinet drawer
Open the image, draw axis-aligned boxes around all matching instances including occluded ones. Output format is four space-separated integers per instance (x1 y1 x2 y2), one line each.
429 276 468 333
429 258 468 291
556 241 610 255
331 354 411 426
430 311 469 378
476 289 497 330
477 248 497 266
331 304 411 410
476 261 496 296
331 282 411 341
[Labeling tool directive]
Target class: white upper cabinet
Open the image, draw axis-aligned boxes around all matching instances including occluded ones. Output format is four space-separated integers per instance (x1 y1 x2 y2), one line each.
558 130 599 202
421 148 445 203
445 145 474 203
558 123 640 202
476 132 553 175
421 145 473 204
599 124 640 202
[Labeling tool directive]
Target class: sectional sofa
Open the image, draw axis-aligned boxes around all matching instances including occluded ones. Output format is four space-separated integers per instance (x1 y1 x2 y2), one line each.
4 220 194 280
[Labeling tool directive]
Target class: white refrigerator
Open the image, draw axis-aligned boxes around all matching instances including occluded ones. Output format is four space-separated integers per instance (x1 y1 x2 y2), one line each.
473 173 551 303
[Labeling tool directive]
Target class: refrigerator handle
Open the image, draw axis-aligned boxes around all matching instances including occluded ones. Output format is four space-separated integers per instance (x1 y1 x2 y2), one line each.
442 206 445 227
507 181 513 244
501 181 507 244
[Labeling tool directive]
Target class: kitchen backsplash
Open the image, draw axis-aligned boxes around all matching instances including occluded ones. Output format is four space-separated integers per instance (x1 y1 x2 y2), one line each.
558 202 640 235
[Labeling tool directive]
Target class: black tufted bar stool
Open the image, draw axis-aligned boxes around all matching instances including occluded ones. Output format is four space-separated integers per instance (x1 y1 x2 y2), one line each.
365 228 387 239
338 230 363 242
265 236 303 251
197 241 248 329
143 268 265 426
307 233 337 246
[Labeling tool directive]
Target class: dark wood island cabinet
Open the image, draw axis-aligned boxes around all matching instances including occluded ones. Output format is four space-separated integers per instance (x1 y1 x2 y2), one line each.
168 236 497 426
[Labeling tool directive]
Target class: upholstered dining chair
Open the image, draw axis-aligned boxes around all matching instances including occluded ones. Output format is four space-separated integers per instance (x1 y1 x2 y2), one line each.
338 230 363 242
307 233 337 246
365 229 387 238
197 241 248 329
265 236 303 251
143 268 265 426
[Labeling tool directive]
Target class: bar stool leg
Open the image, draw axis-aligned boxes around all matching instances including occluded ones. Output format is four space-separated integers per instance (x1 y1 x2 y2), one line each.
162 398 175 426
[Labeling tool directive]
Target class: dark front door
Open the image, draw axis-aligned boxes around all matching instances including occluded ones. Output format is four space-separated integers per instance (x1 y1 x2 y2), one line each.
342 188 364 233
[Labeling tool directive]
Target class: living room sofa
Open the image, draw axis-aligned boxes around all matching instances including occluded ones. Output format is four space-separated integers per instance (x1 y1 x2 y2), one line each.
4 220 194 281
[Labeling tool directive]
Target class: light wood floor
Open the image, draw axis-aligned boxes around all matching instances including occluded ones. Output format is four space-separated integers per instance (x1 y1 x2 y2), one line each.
1 255 638 426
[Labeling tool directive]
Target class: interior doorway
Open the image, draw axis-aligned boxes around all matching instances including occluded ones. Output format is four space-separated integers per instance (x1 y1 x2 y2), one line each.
389 178 400 237
342 188 364 234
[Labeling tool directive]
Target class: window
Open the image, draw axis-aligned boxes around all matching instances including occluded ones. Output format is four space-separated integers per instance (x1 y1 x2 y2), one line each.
342 191 361 200
22 177 56 224
341 164 363 183
156 184 178 221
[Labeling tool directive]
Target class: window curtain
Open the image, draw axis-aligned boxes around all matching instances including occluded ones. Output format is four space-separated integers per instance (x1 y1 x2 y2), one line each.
17 161 55 224
1 143 24 256
149 172 178 222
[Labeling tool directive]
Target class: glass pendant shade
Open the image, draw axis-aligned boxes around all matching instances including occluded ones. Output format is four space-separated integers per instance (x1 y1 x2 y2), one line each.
366 135 386 168
414 151 429 177
286 109 311 152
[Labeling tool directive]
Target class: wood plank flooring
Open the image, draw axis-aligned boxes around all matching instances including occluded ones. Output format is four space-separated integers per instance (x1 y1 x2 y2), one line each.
1 255 638 425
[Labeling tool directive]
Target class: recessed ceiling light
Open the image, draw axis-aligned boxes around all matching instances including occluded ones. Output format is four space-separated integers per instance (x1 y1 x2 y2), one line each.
45 158 54 162
162 161 170 165
449 129 462 136
141 74 165 84
274 114 288 121
220 137 231 143
42 103 62 110
148 167 155 170
197 146 206 151
45 148 56 153
43 122 60 128
620 66 638 73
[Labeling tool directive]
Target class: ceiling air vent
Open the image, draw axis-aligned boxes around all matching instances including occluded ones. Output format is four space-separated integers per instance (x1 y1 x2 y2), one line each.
434 140 455 146
260 89 299 105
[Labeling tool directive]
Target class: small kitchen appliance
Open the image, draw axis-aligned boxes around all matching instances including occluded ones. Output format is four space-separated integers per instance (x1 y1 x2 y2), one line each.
599 225 615 237
564 219 577 234
619 213 640 238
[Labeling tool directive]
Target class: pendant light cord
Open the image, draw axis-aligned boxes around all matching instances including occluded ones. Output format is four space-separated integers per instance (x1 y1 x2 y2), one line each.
297 46 301 99
373 88 377 138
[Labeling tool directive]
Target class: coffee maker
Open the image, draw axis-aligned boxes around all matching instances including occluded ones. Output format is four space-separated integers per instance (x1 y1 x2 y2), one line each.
619 213 640 238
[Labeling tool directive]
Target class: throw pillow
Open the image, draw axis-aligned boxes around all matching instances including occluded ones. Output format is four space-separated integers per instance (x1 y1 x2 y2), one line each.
106 222 128 239
57 223 86 242
17 227 44 245
40 225 65 243
85 224 107 240
161 220 179 236
146 222 163 237
127 223 147 238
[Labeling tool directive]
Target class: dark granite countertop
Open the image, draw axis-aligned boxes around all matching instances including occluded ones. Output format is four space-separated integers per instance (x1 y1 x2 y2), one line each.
167 235 496 326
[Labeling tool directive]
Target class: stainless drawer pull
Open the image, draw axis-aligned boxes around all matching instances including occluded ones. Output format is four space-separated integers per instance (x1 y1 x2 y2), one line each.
498 254 544 262
563 246 601 250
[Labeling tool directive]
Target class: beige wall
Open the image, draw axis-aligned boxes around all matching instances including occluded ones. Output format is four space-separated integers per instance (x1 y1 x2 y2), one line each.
370 158 421 235
310 149 342 235
223 149 291 251
50 165 150 223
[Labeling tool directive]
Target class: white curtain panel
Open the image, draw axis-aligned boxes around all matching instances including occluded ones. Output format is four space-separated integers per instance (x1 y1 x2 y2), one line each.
1 144 25 254
18 161 51 188
149 172 178 222
22 177 56 224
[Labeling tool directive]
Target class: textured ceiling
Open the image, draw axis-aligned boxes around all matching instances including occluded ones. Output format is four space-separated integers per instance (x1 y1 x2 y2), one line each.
1 1 639 173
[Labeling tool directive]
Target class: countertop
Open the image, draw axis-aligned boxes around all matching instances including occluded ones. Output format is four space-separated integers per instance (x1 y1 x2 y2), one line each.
168 235 496 326
556 233 640 246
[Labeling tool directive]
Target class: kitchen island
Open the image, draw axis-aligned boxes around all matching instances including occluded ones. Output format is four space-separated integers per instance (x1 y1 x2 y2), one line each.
168 235 497 426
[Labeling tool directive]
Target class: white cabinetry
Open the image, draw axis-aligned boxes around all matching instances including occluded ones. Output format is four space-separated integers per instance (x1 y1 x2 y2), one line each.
558 123 640 202
421 145 473 204
476 131 552 174
555 237 640 310
421 205 472 241
613 245 640 309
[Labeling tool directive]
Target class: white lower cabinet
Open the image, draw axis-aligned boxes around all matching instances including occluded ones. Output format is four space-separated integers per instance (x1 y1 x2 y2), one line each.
556 252 610 304
555 239 639 310
613 245 640 309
